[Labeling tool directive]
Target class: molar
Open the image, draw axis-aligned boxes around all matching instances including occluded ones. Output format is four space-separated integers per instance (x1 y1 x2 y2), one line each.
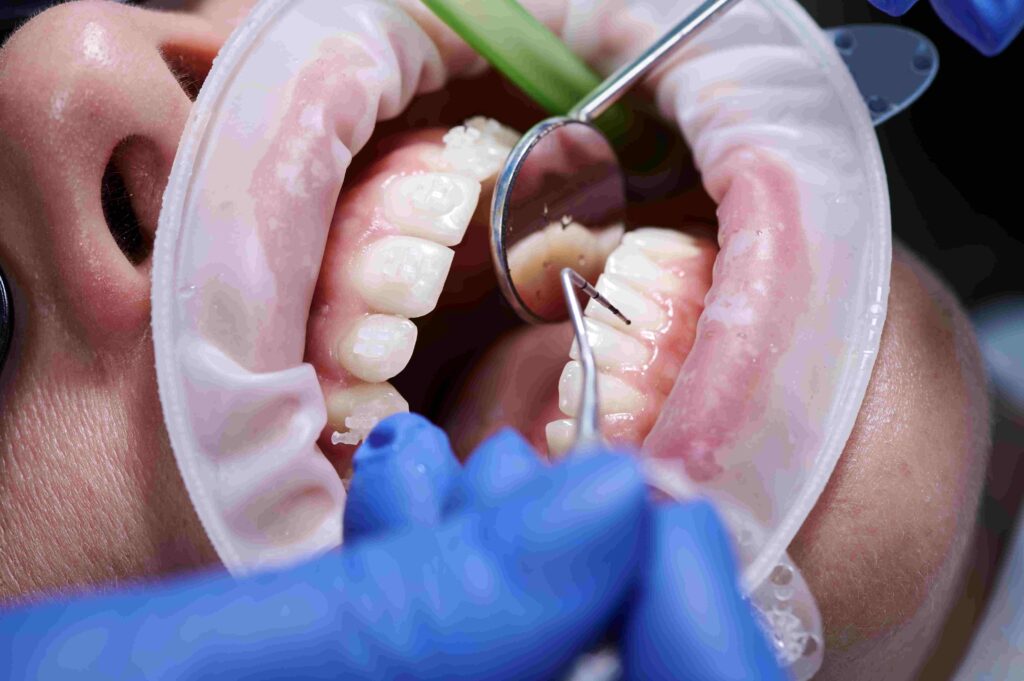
586 274 667 333
336 314 417 383
384 172 481 246
354 235 454 318
326 382 408 446
558 361 647 417
569 318 652 371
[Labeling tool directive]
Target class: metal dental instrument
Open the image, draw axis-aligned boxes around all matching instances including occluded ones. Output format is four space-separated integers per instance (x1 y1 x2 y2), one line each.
560 267 631 450
424 1 938 326
492 0 744 324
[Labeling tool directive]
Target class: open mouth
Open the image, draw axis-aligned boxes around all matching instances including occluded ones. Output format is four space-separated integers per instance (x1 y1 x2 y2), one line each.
306 74 726 473
151 0 889 610
307 71 811 492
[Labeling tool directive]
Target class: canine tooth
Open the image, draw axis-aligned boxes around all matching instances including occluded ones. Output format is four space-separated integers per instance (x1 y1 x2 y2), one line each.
441 117 517 181
604 243 683 295
546 419 577 458
384 172 481 246
558 361 647 417
586 274 666 333
336 314 417 383
326 382 408 446
355 236 453 318
621 227 702 263
569 318 652 370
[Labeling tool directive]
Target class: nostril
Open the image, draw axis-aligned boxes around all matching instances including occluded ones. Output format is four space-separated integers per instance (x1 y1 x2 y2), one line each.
159 41 215 102
101 137 155 266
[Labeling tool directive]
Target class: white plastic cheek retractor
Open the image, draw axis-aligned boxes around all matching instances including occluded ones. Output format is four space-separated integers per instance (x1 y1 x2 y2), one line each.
627 0 888 676
152 0 458 572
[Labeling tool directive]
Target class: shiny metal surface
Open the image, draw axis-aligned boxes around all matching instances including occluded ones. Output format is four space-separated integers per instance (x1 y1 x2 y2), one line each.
491 118 625 324
492 0 744 323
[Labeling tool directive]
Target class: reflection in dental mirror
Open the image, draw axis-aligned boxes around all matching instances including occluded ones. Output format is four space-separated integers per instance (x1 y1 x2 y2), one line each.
493 118 626 323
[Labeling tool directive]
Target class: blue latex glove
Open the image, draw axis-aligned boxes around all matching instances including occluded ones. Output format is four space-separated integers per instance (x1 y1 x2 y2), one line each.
1 413 781 680
868 0 1024 55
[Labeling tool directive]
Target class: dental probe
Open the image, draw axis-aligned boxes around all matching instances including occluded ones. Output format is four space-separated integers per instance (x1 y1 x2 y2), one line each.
559 267 630 450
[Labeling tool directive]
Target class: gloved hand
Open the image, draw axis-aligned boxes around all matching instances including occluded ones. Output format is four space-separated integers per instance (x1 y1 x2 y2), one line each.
1 413 782 680
868 0 1023 55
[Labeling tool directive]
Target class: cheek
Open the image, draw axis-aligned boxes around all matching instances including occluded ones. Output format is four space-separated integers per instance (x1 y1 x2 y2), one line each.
0 342 217 600
789 247 991 677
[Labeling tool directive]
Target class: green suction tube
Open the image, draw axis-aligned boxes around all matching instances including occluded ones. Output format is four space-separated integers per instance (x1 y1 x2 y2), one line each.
420 0 631 138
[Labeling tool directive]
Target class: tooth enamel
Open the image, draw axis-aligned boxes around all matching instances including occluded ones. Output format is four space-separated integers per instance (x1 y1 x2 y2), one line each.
546 419 577 458
586 275 667 333
441 117 517 181
384 172 481 246
603 243 683 295
569 318 653 370
558 361 647 417
326 382 408 446
506 222 625 317
621 227 702 263
336 314 417 383
355 236 454 318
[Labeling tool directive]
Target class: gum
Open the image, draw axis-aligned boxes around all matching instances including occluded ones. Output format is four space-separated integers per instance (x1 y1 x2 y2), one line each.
580 227 717 446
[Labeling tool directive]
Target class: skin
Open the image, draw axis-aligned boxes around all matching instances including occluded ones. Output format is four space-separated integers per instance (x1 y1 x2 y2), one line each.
0 1 993 679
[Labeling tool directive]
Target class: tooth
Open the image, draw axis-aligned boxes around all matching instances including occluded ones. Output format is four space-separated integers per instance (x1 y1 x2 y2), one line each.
355 236 454 318
441 117 516 181
621 227 702 263
326 382 408 446
506 222 626 318
558 361 647 417
546 419 577 458
586 274 667 333
569 318 653 370
384 172 481 247
603 243 683 295
336 314 418 383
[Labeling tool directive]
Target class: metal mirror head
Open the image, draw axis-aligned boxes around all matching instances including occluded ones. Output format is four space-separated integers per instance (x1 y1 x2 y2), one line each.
491 117 627 324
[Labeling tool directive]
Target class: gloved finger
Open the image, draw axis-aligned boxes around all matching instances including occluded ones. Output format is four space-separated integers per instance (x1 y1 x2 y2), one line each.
622 500 784 681
868 0 920 16
334 452 650 681
930 0 1024 55
460 427 545 508
343 412 462 544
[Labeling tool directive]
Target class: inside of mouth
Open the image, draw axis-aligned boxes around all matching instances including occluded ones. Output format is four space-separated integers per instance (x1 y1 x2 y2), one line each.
319 72 718 463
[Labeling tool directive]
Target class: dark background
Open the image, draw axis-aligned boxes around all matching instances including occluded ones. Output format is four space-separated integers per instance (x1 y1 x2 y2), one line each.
802 0 1022 305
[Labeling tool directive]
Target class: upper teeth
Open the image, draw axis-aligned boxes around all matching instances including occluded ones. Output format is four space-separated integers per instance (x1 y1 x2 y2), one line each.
384 172 481 247
440 116 520 181
354 235 455 319
328 118 517 446
336 314 418 383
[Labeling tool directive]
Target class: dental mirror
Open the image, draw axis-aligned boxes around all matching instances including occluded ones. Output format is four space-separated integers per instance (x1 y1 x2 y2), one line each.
491 0 744 324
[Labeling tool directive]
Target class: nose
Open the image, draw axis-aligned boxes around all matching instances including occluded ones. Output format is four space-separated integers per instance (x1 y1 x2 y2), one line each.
0 1 224 346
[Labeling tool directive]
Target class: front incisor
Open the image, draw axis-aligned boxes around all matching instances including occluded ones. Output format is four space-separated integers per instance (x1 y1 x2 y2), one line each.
384 172 480 247
354 235 454 318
